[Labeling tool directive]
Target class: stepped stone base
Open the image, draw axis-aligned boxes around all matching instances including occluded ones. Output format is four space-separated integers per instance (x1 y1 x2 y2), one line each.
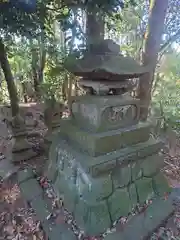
46 136 171 236
18 169 174 240
60 119 151 157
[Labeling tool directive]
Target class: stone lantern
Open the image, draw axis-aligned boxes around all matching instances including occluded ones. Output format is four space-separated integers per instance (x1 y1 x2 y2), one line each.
46 40 173 238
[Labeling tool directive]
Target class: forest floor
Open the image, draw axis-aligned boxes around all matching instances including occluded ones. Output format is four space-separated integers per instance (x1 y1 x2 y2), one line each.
1 103 180 240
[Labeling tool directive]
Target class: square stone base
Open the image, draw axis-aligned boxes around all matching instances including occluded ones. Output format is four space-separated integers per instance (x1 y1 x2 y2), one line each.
46 136 171 236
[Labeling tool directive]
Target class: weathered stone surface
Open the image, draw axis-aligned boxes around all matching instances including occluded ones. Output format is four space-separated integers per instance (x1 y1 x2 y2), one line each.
45 93 169 238
42 222 77 240
30 195 51 222
60 120 151 156
74 198 111 236
19 178 43 201
112 164 131 188
131 160 143 181
53 174 77 213
107 188 131 222
60 225 77 240
128 183 138 208
135 178 154 203
12 148 37 163
74 198 89 228
104 198 174 240
65 39 151 80
82 175 113 201
9 114 38 163
0 158 18 180
87 138 162 177
46 135 61 181
71 95 140 132
153 173 171 196
18 168 34 184
47 136 163 182
170 188 180 204
141 154 165 177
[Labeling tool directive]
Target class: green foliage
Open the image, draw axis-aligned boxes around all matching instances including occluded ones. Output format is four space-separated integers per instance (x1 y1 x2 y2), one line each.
152 52 180 130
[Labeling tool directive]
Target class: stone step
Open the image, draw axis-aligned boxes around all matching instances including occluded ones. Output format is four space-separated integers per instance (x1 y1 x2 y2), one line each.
104 198 174 240
17 169 77 240
60 120 151 157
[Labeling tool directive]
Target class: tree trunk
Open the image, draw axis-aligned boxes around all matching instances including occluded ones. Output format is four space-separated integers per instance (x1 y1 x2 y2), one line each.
0 38 19 117
31 45 39 94
38 31 46 84
138 0 169 121
86 7 104 48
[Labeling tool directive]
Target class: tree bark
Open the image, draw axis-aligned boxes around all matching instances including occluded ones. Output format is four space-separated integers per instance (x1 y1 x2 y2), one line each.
138 0 169 121
31 45 39 94
0 38 19 117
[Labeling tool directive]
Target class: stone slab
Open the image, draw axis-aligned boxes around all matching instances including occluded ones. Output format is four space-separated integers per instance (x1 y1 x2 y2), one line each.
0 158 18 180
18 168 77 240
60 120 151 156
47 136 162 182
18 168 34 184
19 178 43 201
153 173 172 196
170 187 180 202
107 187 131 222
112 164 131 188
12 148 38 162
30 195 51 222
71 95 140 132
135 178 154 203
104 198 174 240
42 222 77 240
74 198 111 236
